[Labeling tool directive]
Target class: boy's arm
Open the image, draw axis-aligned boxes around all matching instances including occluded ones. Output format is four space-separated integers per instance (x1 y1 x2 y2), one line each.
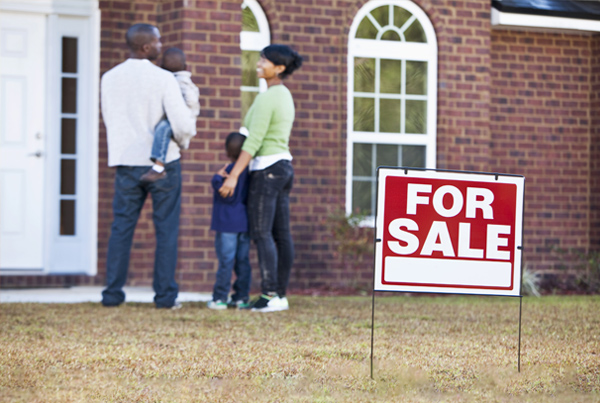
211 164 228 191
211 174 224 192
219 168 248 205
213 164 240 204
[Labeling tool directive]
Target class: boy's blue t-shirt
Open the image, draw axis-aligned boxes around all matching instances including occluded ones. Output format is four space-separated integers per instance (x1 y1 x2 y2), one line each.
210 164 249 233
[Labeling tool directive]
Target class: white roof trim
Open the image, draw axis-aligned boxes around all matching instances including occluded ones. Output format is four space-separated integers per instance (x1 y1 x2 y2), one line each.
0 0 98 16
491 7 600 33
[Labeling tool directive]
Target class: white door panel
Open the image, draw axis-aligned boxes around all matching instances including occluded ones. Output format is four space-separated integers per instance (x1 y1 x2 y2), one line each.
0 12 46 270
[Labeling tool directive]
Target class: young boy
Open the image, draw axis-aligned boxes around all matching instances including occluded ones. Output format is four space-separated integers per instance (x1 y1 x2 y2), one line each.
208 132 252 310
140 47 200 182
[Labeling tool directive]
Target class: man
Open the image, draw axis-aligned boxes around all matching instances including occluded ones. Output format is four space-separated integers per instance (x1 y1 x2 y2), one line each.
100 23 197 308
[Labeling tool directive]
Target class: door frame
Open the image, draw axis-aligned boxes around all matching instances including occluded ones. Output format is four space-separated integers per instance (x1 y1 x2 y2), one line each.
0 0 99 275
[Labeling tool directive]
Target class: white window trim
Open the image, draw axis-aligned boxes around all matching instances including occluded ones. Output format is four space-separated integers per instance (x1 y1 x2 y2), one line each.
491 8 600 33
241 0 270 51
346 0 438 219
240 0 270 100
44 11 99 275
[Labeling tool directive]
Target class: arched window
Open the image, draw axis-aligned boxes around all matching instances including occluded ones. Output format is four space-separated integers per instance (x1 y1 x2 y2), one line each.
347 0 437 218
240 0 270 119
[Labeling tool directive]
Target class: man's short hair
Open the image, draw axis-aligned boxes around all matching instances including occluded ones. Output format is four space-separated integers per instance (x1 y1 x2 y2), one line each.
126 23 158 51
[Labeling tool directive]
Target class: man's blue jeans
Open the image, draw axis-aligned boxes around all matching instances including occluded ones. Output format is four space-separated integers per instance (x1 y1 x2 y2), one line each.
247 160 294 297
213 232 252 302
101 160 181 308
150 119 172 163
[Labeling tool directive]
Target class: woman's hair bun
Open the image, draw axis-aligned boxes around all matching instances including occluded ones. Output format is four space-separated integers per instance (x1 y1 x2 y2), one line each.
261 44 303 79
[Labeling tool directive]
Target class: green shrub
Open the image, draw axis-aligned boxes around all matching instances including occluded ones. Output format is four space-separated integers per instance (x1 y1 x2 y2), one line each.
552 247 600 294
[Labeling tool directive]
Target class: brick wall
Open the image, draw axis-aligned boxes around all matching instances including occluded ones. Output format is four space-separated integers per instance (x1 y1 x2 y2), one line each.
254 0 349 290
176 0 244 290
432 0 493 172
490 30 593 271
591 35 600 250
3 0 599 292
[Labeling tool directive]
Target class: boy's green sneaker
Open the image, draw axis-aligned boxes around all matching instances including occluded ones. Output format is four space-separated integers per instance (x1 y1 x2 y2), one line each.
207 300 227 310
227 299 251 310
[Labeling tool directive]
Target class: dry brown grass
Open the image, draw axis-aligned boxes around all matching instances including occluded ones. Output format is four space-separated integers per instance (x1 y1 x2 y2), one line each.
0 295 599 402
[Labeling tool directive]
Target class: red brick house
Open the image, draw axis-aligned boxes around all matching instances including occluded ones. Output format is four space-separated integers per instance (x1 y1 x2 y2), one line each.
1 0 599 292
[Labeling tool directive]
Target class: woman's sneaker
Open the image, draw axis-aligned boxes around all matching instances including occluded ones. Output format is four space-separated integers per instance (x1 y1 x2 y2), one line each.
207 300 227 310
250 294 288 312
278 296 289 310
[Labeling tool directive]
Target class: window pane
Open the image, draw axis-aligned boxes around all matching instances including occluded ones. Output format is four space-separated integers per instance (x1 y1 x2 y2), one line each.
379 99 401 133
242 51 260 87
393 6 412 30
60 159 76 195
380 59 402 94
370 6 388 28
381 30 401 41
405 100 427 134
402 145 426 167
406 61 427 95
376 144 398 167
60 200 76 236
353 143 372 177
405 20 427 43
242 6 259 32
354 58 375 93
62 37 78 73
61 78 77 114
356 17 378 39
241 90 258 121
353 97 374 132
352 180 372 216
61 118 76 154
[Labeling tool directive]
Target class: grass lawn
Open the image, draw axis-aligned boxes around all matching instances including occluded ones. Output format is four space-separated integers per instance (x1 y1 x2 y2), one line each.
1 295 599 402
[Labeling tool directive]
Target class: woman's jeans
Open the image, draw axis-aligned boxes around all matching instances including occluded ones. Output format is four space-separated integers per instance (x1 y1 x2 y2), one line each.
247 160 295 297
213 232 252 302
101 160 181 308
150 119 172 163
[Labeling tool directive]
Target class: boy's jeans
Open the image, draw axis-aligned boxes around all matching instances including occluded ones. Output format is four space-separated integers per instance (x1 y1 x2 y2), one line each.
150 119 172 163
247 160 294 297
213 232 252 303
101 160 181 308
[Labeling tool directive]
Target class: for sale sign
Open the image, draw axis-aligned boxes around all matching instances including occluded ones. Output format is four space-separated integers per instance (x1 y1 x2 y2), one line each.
374 168 525 296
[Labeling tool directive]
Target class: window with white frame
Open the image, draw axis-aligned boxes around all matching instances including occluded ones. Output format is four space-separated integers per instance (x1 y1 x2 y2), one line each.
241 0 270 120
347 0 437 218
47 14 100 273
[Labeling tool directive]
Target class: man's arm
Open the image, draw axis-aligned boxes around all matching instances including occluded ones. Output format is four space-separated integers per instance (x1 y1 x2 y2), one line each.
100 76 111 126
162 74 197 147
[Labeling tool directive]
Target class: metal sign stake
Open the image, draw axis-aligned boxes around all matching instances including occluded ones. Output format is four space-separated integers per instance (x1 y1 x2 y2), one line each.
370 289 375 380
518 295 522 373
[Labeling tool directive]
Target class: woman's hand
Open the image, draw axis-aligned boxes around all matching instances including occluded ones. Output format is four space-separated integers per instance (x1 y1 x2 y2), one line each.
218 150 252 198
219 175 238 198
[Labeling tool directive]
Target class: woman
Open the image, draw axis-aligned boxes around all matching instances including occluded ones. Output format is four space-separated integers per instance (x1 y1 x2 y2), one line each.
219 44 302 312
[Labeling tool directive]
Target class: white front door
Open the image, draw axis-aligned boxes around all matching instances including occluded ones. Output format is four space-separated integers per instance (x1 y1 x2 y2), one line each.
0 12 46 270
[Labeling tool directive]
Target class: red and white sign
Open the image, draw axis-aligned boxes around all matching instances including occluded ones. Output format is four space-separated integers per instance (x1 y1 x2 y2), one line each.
374 168 525 296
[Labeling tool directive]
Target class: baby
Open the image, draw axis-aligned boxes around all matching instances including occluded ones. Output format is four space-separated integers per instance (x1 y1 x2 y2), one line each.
140 47 200 182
